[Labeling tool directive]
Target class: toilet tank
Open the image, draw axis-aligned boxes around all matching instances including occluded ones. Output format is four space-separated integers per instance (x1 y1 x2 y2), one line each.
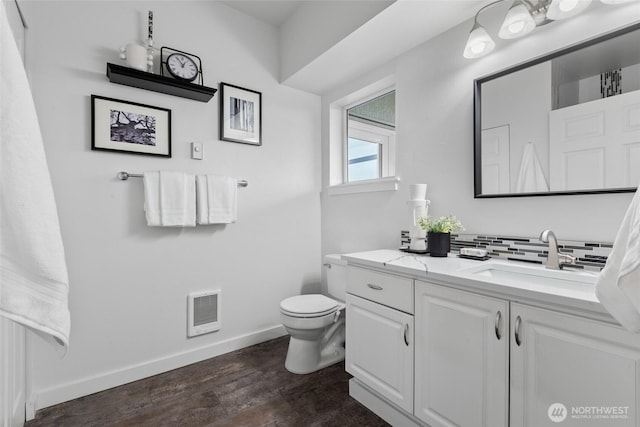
324 254 347 302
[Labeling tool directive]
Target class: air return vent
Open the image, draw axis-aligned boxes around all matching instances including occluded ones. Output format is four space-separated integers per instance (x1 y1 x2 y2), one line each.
187 290 221 337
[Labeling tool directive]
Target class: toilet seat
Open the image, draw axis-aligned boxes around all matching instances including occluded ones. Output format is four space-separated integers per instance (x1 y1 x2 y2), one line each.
280 294 338 318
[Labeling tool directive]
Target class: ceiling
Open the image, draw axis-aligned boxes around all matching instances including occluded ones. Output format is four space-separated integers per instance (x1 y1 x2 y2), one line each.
219 0 302 27
220 1 487 93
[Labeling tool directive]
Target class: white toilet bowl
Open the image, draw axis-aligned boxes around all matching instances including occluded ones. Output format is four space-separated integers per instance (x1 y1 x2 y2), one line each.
280 255 347 374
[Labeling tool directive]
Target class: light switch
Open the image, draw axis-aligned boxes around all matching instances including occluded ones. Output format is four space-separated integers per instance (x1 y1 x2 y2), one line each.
191 142 203 160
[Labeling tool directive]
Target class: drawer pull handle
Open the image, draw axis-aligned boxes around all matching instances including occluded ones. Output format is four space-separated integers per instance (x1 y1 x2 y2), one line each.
367 284 383 291
495 311 502 340
515 315 522 346
403 324 410 346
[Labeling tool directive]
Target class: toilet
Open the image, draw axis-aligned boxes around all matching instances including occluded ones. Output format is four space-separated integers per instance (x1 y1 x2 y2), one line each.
279 254 347 374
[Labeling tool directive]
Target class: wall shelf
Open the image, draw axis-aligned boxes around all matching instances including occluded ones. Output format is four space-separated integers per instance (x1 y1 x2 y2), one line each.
106 63 217 102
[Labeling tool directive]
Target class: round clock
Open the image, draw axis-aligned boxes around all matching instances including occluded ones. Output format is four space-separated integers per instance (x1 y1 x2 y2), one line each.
166 53 198 82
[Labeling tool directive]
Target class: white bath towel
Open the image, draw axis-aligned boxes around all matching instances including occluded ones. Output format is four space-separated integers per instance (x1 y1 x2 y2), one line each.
0 2 70 352
144 171 196 227
196 175 237 224
515 142 549 193
596 185 640 332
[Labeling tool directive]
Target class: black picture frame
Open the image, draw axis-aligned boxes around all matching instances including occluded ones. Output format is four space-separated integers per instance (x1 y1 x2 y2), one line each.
91 95 171 157
219 82 262 146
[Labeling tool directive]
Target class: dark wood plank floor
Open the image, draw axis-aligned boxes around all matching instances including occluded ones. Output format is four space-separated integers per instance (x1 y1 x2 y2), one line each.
26 336 389 427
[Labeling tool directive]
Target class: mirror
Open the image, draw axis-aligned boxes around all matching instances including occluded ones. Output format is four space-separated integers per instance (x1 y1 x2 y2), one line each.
474 23 640 198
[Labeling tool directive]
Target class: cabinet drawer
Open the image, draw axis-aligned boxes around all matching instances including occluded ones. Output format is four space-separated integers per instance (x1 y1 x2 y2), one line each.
347 266 413 314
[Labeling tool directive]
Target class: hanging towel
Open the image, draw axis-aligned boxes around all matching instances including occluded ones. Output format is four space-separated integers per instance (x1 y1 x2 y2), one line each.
596 185 640 332
515 142 549 193
196 175 237 224
160 172 196 226
143 171 196 227
0 2 70 352
143 171 161 226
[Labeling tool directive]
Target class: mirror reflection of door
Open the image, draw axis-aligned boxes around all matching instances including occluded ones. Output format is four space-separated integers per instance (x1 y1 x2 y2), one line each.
549 90 640 191
481 125 510 194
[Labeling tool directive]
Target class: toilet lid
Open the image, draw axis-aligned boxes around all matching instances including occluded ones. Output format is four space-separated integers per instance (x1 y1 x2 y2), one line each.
280 294 338 316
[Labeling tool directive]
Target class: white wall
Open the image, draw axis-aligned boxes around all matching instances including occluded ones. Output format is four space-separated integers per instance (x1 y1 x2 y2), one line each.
22 1 320 411
322 4 640 257
279 0 393 83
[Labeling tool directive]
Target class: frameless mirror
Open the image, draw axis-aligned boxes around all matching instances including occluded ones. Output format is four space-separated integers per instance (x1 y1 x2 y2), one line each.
474 23 640 198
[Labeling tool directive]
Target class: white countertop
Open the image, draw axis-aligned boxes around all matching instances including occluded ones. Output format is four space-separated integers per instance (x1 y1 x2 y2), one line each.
342 249 609 319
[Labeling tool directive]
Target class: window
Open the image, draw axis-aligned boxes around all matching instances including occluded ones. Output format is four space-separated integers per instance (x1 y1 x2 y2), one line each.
346 90 396 183
327 77 398 195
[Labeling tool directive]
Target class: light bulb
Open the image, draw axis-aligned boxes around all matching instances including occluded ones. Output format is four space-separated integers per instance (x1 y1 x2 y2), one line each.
471 42 487 54
509 21 526 33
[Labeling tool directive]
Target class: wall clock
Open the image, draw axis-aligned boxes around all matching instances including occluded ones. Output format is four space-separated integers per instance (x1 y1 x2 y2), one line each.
160 47 204 85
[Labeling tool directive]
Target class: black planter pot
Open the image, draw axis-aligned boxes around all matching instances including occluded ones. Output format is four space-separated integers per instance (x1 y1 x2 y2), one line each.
427 232 451 257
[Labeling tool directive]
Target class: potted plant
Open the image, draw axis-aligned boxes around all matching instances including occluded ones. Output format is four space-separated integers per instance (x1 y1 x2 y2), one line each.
418 215 464 257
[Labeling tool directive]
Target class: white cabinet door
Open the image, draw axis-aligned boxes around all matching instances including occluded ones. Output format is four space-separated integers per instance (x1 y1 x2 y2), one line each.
414 281 509 427
511 303 640 427
346 294 414 413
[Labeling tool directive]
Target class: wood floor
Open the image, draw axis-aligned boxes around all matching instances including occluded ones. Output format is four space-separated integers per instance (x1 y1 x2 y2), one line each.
25 336 389 427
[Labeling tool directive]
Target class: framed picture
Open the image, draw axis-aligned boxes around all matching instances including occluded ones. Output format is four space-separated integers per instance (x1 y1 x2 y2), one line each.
219 82 262 146
91 95 171 157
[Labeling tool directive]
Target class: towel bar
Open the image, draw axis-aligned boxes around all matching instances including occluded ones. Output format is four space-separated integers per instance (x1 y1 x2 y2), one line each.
117 171 248 187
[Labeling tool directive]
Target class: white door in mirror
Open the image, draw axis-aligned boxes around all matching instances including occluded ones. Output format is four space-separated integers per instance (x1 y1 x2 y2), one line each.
166 53 198 82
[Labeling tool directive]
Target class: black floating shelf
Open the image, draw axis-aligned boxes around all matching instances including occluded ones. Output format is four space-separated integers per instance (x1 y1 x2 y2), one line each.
106 63 217 102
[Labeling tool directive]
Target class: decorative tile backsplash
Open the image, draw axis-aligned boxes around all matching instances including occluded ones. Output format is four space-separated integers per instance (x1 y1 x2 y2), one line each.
401 231 612 272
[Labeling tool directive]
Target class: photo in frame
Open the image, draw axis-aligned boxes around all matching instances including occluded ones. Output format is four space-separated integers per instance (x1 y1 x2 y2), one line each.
219 82 262 146
91 95 171 157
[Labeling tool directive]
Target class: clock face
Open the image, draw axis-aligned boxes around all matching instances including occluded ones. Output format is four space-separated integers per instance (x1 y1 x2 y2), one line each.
166 53 198 82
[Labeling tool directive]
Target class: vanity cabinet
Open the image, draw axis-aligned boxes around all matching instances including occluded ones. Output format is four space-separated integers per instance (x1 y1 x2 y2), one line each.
510 303 640 427
345 258 640 427
345 267 414 413
414 281 509 427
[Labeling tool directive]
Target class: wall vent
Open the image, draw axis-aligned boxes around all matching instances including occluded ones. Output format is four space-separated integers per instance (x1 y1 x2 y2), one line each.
187 290 221 337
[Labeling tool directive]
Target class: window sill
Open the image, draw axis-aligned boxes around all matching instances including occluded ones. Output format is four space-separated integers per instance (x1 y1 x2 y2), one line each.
327 176 400 196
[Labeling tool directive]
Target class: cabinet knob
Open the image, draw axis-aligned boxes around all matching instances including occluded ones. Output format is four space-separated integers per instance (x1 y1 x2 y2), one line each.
367 283 383 291
515 315 522 346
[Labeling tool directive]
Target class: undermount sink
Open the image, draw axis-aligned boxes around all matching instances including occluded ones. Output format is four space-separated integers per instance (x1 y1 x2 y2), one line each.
460 262 598 288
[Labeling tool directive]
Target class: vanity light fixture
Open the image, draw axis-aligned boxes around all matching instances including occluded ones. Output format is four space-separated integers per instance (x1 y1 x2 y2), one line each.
498 0 537 39
463 20 497 59
463 0 632 59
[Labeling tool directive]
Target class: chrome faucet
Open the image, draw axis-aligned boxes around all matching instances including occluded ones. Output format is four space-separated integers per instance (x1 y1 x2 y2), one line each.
539 230 576 270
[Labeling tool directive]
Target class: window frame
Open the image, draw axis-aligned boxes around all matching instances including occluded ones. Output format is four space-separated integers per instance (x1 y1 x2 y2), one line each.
346 120 396 182
327 77 399 196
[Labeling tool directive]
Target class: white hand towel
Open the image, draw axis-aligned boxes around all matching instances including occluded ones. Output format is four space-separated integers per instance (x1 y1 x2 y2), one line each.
143 171 161 226
596 185 640 332
196 175 209 225
196 175 237 224
0 2 70 352
144 171 196 227
515 142 549 193
160 172 196 227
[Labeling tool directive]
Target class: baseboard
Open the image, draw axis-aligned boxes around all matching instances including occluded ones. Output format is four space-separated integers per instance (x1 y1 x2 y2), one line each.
31 325 287 414
349 379 424 427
